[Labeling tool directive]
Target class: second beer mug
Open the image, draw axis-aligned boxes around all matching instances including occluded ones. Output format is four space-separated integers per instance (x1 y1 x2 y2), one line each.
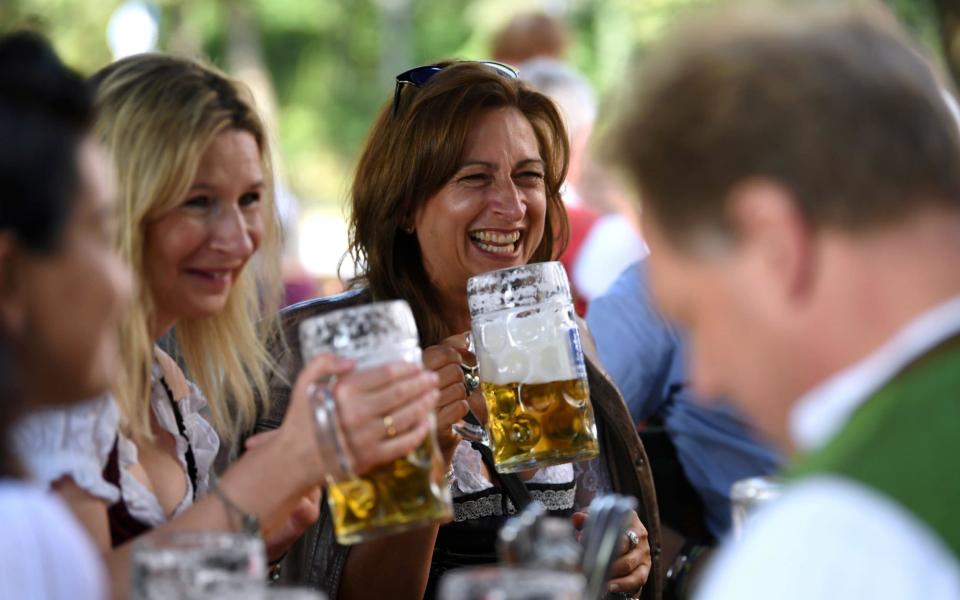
467 262 599 473
299 300 452 544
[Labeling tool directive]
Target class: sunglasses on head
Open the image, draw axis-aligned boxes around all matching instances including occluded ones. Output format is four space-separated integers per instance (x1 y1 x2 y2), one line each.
392 60 519 116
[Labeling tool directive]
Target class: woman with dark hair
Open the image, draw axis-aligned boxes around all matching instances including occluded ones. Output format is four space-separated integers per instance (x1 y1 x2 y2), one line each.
257 61 660 600
0 31 131 598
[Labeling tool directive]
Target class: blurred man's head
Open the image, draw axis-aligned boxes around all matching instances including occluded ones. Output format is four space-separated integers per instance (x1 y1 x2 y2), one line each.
519 57 597 189
609 3 960 446
491 11 570 67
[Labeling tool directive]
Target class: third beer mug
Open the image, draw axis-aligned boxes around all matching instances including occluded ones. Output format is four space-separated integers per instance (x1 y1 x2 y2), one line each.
467 262 599 473
299 300 452 544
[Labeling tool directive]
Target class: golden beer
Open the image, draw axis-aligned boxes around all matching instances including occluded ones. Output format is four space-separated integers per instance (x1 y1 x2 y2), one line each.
300 300 453 545
481 378 599 473
327 430 452 545
468 262 600 474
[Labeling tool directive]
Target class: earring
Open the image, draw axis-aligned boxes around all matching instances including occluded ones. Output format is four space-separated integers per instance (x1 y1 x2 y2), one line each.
404 225 415 234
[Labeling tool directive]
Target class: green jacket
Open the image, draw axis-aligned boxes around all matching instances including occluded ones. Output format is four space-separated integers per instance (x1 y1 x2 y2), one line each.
791 333 960 561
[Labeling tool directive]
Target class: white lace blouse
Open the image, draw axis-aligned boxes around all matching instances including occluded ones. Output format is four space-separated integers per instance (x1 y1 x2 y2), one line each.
13 362 219 528
449 440 574 496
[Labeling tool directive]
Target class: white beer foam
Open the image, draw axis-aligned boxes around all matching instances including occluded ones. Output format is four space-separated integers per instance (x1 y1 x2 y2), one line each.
473 305 582 385
350 344 422 371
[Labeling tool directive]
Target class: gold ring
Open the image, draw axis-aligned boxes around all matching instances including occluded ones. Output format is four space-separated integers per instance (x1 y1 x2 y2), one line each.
383 414 397 438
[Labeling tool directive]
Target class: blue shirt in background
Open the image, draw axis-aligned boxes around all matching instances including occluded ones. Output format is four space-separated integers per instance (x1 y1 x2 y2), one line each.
586 260 782 538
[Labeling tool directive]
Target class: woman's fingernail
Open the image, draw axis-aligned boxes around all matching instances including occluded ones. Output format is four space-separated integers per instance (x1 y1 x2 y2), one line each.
609 584 619 593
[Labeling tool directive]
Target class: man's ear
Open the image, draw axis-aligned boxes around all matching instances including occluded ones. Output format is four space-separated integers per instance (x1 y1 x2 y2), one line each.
726 178 814 304
0 233 27 335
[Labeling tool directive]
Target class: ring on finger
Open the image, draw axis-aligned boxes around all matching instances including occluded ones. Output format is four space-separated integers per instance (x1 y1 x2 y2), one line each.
460 363 480 394
625 529 640 550
383 414 398 438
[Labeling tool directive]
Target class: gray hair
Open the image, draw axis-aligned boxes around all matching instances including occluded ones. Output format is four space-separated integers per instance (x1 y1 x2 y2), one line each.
519 57 597 138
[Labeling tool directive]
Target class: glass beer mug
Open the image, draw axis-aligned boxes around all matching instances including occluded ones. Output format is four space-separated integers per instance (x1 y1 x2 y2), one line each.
299 300 452 544
439 567 586 600
730 476 782 540
130 531 266 600
467 262 599 473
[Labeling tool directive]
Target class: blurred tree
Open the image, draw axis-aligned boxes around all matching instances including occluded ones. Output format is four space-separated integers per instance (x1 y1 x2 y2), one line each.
885 0 939 50
224 0 279 164
1 0 950 208
933 0 959 89
0 0 117 71
881 0 959 87
166 0 203 58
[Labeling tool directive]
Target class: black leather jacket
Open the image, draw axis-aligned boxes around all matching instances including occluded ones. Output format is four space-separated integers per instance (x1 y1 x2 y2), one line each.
252 289 663 599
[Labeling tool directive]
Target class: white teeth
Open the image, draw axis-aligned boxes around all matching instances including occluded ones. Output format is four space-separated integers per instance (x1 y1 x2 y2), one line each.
470 230 521 243
475 241 516 254
469 230 521 255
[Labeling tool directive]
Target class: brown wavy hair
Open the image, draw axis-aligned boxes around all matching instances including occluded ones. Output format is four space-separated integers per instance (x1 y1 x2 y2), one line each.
347 61 570 346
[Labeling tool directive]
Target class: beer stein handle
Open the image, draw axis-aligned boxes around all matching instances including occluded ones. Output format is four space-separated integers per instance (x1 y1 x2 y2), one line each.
461 333 481 396
309 375 356 483
581 495 638 600
465 332 475 355
455 332 489 444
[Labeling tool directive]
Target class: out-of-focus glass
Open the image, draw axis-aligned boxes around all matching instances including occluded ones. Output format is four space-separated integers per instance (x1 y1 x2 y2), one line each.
468 262 599 473
299 300 452 545
439 566 586 600
730 476 783 540
197 581 328 599
130 531 266 600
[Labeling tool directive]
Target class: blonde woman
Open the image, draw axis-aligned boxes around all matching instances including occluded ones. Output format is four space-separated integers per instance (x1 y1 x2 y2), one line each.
15 54 438 597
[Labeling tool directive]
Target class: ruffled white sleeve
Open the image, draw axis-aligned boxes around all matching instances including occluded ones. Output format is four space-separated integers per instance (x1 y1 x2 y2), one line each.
12 396 121 504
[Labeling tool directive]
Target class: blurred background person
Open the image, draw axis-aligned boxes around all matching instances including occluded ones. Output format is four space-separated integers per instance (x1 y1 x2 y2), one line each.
15 53 439 597
490 10 569 67
520 56 648 313
608 2 960 598
493 11 647 314
256 61 658 600
587 260 782 598
0 30 131 599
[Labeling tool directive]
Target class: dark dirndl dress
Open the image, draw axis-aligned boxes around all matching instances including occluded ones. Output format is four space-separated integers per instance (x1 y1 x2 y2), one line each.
102 375 199 547
423 441 577 600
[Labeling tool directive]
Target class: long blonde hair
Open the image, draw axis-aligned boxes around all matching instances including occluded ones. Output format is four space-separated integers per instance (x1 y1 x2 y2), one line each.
92 55 282 442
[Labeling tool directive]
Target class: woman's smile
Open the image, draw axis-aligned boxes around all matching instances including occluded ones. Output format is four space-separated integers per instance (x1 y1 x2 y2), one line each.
416 106 547 297
469 228 523 256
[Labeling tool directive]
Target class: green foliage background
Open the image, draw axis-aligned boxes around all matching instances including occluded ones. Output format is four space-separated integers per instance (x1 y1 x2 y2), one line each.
0 0 942 208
